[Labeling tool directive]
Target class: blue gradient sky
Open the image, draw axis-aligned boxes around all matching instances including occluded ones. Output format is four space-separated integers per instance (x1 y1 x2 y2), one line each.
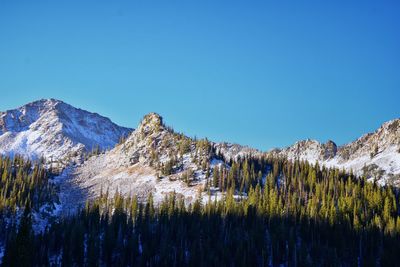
0 1 399 150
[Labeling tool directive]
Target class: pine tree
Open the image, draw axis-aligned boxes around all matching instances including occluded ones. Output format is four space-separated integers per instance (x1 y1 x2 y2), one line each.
212 166 219 188
15 202 33 266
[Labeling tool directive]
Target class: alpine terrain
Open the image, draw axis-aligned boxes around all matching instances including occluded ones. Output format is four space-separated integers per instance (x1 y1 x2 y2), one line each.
267 119 400 186
58 112 223 213
0 99 399 266
0 99 131 165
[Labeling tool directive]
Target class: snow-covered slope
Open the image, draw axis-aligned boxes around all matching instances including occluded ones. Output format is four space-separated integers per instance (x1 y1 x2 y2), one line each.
59 113 220 212
213 142 262 161
2 99 399 213
64 113 398 211
268 119 400 185
0 99 131 163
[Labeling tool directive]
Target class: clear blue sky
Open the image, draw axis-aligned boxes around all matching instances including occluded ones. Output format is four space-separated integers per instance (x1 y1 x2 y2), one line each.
0 1 399 150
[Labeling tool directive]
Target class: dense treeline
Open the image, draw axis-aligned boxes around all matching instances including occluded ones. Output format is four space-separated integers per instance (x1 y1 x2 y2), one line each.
3 188 399 266
0 155 58 252
2 154 400 266
0 155 56 213
0 155 57 267
209 157 400 236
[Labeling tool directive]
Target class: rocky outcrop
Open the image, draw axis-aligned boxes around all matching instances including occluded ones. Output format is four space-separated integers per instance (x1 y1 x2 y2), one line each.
63 113 217 211
267 119 400 185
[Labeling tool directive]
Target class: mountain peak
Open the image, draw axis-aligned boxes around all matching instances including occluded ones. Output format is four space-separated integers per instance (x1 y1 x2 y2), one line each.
36 98 62 104
0 99 131 162
137 112 164 135
141 112 163 125
380 118 400 134
25 98 63 108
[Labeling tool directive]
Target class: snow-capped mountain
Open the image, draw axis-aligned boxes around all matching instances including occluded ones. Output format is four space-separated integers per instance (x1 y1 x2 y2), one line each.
0 99 131 163
58 112 400 212
1 99 399 213
267 119 400 186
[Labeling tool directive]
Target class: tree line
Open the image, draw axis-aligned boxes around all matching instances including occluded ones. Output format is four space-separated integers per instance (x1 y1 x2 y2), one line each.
1 153 400 266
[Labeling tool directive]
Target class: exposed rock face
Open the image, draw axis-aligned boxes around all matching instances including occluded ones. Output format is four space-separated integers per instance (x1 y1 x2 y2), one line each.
338 119 400 162
267 119 400 186
122 112 171 166
1 99 399 214
213 142 262 161
61 113 218 213
0 99 131 163
322 140 337 160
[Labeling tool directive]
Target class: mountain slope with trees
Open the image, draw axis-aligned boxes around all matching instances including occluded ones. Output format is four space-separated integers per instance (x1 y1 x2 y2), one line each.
59 113 222 213
268 119 400 186
0 100 399 265
1 154 400 266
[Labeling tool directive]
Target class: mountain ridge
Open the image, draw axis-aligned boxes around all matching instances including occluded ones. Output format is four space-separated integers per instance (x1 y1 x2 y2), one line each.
0 98 132 163
57 112 220 212
266 118 400 185
0 99 399 188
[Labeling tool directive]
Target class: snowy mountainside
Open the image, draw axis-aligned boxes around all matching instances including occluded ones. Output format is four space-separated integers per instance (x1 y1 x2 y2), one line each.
53 113 400 214
268 119 400 185
213 142 263 161
1 98 399 214
0 99 131 163
60 113 222 212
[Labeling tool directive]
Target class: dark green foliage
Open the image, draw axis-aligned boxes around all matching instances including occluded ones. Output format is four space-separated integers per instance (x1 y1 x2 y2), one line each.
178 137 191 155
1 155 400 266
0 155 57 266
2 203 34 267
7 185 399 266
212 166 219 188
85 144 102 159
0 155 57 214
161 158 175 176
